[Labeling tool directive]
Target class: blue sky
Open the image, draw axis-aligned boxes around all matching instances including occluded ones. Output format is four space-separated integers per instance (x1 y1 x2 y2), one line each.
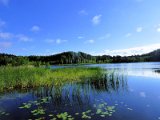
0 0 160 56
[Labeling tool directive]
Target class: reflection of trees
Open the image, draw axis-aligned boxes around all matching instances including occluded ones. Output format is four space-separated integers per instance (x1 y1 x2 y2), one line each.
33 84 92 108
76 70 128 93
155 70 160 73
88 72 128 92
32 72 128 107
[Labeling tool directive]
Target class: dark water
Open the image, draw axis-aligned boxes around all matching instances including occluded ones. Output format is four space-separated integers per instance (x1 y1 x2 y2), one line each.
0 62 160 120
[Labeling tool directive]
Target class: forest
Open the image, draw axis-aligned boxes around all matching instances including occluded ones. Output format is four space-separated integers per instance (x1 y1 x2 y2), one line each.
0 49 160 66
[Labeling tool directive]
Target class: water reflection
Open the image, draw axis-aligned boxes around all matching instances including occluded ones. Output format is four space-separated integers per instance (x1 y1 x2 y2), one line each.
155 69 160 73
1 63 160 120
86 62 160 78
126 69 160 78
88 73 127 92
32 72 128 106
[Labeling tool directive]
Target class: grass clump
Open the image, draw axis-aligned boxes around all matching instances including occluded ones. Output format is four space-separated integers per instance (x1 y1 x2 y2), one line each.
0 66 104 91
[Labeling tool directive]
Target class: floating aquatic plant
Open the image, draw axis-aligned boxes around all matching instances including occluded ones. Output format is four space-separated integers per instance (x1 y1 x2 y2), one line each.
49 114 54 117
17 94 117 119
35 117 45 120
19 103 32 109
31 107 45 116
94 101 116 118
82 110 92 119
40 97 49 104
56 112 74 120
75 113 79 115
0 111 10 116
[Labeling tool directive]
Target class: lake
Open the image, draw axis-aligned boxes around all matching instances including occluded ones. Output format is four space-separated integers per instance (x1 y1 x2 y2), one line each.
0 62 160 120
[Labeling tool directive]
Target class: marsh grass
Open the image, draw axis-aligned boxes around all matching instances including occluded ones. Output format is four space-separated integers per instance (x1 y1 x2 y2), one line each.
0 66 104 91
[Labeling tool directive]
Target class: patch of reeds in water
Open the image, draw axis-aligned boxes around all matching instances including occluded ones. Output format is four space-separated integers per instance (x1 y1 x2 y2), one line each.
0 66 104 91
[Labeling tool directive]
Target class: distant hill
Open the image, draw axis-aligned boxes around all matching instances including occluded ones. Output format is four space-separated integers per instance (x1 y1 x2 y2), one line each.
142 49 160 61
28 51 95 64
147 49 160 55
0 49 160 66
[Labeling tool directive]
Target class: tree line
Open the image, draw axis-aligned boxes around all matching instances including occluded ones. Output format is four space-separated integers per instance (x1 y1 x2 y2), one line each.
0 49 160 66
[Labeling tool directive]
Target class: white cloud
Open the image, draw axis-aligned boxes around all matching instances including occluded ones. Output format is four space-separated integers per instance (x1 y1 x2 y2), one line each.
30 25 40 32
0 0 9 6
92 15 102 25
139 92 146 98
77 36 84 39
0 32 13 39
157 28 160 32
79 10 88 15
0 42 12 48
136 27 143 32
56 38 67 44
155 24 160 32
16 34 32 42
99 43 160 56
0 32 32 42
157 26 160 32
85 39 95 44
99 33 111 40
45 38 67 44
125 33 132 37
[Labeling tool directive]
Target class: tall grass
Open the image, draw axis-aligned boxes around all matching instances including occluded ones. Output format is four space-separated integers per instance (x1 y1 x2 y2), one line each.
0 66 104 91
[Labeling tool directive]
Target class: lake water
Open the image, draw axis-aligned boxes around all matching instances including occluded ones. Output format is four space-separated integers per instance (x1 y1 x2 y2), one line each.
0 62 160 120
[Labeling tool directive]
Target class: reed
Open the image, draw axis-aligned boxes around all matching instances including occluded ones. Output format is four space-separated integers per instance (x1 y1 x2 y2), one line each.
0 66 104 91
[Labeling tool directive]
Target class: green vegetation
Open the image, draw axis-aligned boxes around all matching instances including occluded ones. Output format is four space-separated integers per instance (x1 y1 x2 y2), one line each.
19 103 32 109
18 96 116 120
0 111 10 117
56 112 74 120
0 66 104 92
31 107 46 116
1 49 160 66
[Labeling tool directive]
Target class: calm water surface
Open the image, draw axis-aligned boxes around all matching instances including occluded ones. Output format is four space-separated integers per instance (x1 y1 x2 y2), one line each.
0 62 160 120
